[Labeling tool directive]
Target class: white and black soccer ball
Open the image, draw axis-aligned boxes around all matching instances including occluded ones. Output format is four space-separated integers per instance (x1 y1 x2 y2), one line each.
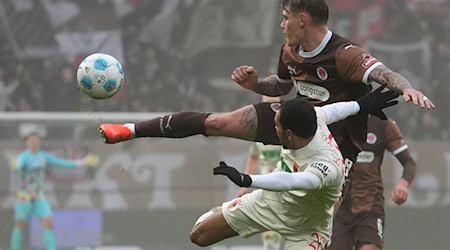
77 53 124 99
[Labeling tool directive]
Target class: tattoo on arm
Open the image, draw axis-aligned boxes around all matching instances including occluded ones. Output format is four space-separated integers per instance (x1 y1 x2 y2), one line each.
368 65 412 94
255 75 293 96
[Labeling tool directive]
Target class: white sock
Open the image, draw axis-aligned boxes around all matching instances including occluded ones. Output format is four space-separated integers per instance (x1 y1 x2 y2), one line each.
124 123 136 139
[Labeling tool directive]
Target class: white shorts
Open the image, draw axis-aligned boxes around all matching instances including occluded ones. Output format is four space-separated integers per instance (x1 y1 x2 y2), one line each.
221 189 329 250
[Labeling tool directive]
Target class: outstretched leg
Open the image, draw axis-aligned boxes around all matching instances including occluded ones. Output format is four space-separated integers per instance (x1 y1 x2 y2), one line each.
190 207 238 247
100 104 259 144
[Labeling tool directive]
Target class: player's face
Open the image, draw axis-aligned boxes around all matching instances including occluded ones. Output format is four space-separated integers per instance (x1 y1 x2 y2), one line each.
26 134 41 152
274 111 291 149
280 7 305 46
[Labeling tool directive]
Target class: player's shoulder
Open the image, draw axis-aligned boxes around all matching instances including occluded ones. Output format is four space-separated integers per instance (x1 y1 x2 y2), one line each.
313 106 327 122
331 33 366 58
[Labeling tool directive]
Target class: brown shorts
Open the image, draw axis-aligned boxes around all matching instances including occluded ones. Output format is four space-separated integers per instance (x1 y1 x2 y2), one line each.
328 211 385 250
254 102 281 146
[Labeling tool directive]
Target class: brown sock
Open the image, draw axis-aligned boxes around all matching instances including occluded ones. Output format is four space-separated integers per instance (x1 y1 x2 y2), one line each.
135 111 210 138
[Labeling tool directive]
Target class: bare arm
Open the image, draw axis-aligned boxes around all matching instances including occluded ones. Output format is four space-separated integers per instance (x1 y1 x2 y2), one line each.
368 65 435 109
391 149 417 206
231 66 293 97
254 75 294 97
368 65 412 93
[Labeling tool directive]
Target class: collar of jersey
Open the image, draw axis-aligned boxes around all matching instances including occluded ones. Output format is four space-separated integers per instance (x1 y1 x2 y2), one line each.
298 30 332 58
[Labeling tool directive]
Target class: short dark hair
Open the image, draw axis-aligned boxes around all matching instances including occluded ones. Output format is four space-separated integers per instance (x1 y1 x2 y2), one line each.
279 98 317 138
281 0 329 25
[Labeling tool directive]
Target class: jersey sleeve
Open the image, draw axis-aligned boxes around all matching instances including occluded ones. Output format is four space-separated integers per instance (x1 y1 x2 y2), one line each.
304 161 340 188
314 107 327 124
384 119 408 155
250 171 322 191
335 45 384 84
317 101 360 125
43 151 79 168
276 44 294 83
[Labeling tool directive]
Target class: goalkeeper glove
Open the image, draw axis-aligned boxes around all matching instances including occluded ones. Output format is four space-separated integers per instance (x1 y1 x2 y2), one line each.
213 161 252 187
82 153 100 168
357 83 399 120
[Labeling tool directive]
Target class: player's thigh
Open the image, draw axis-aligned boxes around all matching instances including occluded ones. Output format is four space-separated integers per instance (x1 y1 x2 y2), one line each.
205 104 258 140
33 199 53 219
222 191 271 238
354 213 384 250
254 102 280 145
14 201 32 222
327 214 354 250
190 210 238 247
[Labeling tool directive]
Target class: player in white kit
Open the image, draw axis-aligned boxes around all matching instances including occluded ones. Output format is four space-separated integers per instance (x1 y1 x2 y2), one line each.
190 85 399 249
237 97 283 250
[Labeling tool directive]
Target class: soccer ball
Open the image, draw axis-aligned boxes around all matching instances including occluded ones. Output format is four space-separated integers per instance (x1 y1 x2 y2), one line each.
77 53 124 99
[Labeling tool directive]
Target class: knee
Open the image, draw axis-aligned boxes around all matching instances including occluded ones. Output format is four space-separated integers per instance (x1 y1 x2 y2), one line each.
41 218 53 229
189 226 210 247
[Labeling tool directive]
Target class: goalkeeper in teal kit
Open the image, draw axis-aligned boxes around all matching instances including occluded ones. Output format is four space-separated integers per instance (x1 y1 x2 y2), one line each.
11 132 99 250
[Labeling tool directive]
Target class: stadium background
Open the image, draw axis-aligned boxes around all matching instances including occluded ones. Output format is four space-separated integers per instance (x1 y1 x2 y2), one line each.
0 0 449 249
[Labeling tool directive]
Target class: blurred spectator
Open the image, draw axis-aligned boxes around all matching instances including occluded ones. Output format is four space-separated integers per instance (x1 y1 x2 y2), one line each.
0 0 447 140
0 68 19 111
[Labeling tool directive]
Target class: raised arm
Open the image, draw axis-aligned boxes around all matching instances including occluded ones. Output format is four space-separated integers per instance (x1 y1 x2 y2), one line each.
368 64 435 109
320 83 399 124
231 66 293 96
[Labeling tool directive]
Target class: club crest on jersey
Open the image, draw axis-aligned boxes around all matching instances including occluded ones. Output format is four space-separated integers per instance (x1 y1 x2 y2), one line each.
366 132 377 144
270 103 282 112
316 67 328 81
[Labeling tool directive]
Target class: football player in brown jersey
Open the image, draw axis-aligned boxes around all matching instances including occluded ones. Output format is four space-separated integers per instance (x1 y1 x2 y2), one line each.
99 0 434 165
327 115 417 250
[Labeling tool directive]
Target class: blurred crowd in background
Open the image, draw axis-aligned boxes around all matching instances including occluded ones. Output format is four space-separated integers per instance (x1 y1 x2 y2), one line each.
0 0 449 140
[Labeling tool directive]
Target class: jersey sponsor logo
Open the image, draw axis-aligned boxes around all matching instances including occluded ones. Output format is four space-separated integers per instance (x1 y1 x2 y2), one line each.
294 81 330 101
356 151 375 163
361 53 378 69
366 132 377 144
270 102 281 112
316 67 328 81
310 162 330 178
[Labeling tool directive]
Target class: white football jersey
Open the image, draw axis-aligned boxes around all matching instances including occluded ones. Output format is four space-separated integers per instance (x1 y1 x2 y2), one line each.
261 107 345 237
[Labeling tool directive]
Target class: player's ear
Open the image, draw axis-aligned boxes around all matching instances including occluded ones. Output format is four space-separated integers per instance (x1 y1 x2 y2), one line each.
285 129 293 140
298 12 306 25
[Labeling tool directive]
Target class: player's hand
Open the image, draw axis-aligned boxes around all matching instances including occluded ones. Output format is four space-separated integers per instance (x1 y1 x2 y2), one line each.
213 161 252 187
231 66 259 91
235 187 251 198
402 88 436 109
391 179 409 206
83 153 100 168
357 83 399 120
